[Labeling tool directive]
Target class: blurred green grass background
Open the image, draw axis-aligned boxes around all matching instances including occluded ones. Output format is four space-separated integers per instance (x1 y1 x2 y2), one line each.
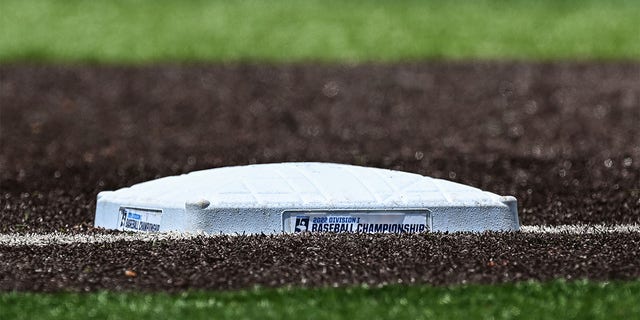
1 0 639 63
2 280 639 320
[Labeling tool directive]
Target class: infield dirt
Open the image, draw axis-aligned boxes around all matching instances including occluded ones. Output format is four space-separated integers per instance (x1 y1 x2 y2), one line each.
1 63 639 291
1 232 640 292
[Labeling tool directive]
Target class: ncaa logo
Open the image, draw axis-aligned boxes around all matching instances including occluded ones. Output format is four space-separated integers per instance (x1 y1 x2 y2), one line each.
118 208 128 228
294 216 310 232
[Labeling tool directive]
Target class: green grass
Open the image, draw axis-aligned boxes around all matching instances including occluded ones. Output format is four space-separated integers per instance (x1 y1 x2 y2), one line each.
1 0 639 63
2 280 640 319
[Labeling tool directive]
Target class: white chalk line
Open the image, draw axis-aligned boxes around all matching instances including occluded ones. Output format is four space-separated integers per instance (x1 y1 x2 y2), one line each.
0 225 639 246
0 232 205 246
519 224 640 234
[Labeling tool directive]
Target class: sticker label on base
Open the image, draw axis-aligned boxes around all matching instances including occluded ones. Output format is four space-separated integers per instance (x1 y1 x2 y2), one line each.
118 207 162 232
282 209 430 234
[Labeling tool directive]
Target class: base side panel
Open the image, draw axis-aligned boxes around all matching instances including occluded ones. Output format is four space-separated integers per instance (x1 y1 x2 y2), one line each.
183 205 519 234
95 198 186 232
96 198 519 234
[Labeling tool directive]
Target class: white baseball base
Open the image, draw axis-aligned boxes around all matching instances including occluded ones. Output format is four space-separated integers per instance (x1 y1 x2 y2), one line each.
94 162 519 234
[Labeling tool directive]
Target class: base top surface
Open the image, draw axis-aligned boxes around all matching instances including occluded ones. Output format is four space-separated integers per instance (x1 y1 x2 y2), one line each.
99 162 507 208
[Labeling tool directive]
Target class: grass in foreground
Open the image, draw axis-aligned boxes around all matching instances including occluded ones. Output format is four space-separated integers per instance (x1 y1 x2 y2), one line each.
1 0 639 63
1 280 639 319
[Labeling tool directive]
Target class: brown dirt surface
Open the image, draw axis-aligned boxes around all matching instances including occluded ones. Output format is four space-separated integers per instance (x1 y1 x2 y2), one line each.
1 62 639 291
1 232 640 292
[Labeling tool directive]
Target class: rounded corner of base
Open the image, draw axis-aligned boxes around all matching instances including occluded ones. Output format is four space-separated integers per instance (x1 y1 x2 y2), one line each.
97 190 114 201
500 195 517 204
